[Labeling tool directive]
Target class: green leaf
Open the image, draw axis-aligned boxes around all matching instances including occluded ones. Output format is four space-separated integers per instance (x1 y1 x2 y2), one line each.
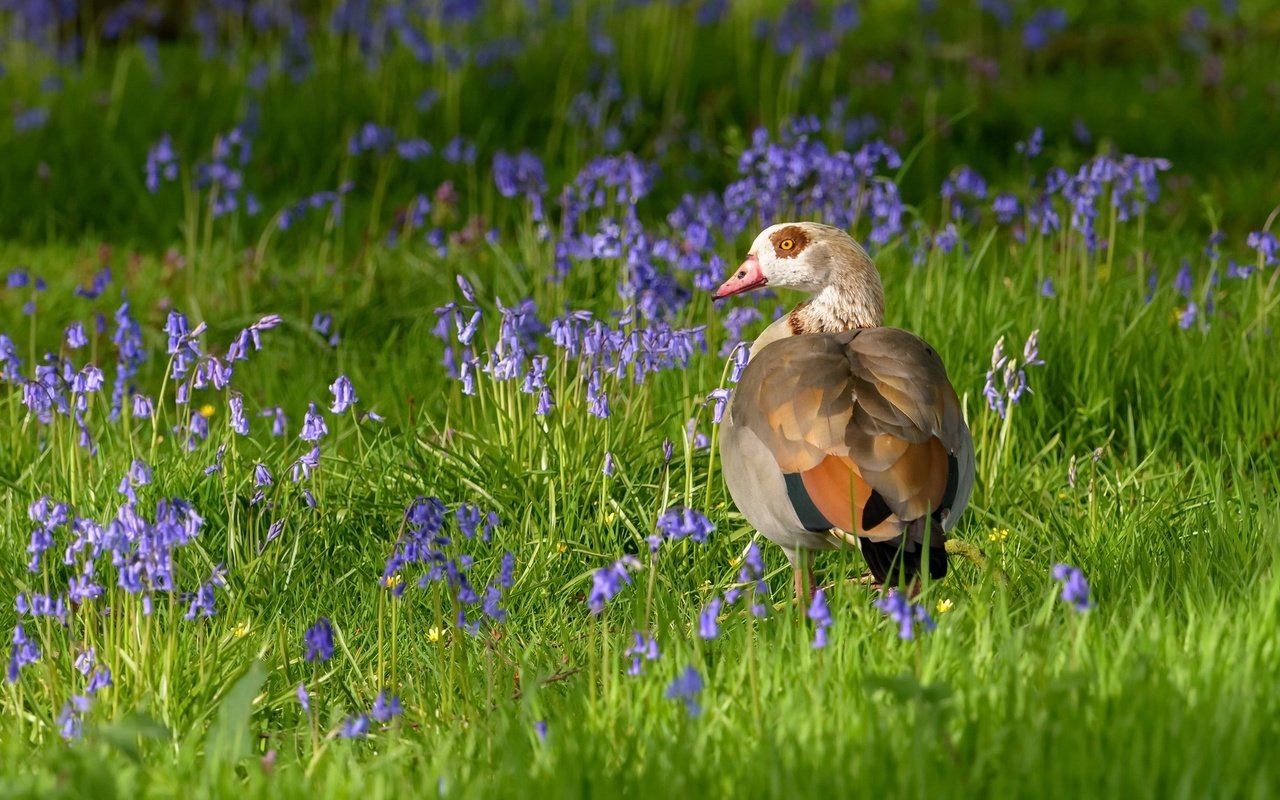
204 660 266 772
94 711 171 764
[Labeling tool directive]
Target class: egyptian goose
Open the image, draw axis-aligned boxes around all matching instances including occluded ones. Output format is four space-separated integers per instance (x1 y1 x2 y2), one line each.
713 222 974 600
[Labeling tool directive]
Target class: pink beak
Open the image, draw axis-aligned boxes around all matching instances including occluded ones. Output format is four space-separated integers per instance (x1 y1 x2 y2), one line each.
712 255 767 300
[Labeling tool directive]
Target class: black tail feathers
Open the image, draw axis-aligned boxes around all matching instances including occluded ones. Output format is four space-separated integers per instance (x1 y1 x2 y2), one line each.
859 534 948 587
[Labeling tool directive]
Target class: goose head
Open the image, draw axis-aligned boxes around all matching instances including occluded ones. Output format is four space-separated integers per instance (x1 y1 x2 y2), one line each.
713 222 885 330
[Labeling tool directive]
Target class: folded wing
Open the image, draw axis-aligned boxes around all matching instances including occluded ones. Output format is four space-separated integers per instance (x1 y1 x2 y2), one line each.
731 328 972 541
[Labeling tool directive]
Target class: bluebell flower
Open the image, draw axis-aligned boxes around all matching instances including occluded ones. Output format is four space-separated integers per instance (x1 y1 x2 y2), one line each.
184 564 226 619
129 458 152 487
204 444 226 476
625 631 660 676
74 648 94 676
312 313 340 347
656 505 715 543
1226 259 1254 280
1023 7 1068 50
534 720 548 741
586 556 640 614
455 504 482 539
260 406 288 437
983 331 1044 418
144 134 179 193
873 589 936 639
493 150 548 219
933 223 961 254
66 321 89 349
586 370 610 419
941 165 988 221
339 713 370 739
1179 302 1199 330
1041 277 1056 297
495 552 515 589
57 695 92 740
535 387 554 415
254 463 273 487
725 541 770 616
86 667 112 695
481 585 507 623
229 392 249 435
602 452 615 476
720 307 763 356
164 310 190 355
1015 127 1044 158
16 591 69 623
1174 261 1194 298
698 596 723 640
1052 563 1093 611
686 419 710 450
329 374 358 413
72 364 104 396
303 617 335 662
300 403 328 441
993 193 1021 224
664 666 704 717
704 388 732 424
1246 231 1278 266
371 691 403 723
808 588 833 648
297 683 310 714
7 622 41 682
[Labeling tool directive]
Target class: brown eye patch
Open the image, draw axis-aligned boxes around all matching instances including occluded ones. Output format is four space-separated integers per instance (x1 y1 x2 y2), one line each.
769 225 810 259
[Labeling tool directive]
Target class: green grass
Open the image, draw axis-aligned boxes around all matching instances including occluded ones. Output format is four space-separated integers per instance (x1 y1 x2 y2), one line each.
3 2 1280 797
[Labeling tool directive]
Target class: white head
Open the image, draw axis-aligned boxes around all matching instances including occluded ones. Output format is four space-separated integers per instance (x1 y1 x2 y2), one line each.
713 222 877 294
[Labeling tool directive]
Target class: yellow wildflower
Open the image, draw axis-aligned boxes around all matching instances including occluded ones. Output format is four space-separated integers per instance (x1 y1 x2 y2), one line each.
936 599 954 615
426 626 443 643
988 528 1009 543
232 621 250 638
199 403 216 418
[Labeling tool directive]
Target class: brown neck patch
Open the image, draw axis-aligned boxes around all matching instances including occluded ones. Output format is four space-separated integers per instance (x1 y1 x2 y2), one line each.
769 225 810 259
788 304 808 335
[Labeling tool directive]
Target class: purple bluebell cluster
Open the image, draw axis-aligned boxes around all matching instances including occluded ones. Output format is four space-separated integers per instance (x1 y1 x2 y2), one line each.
1051 563 1093 612
697 596 722 640
807 589 833 649
304 618 335 662
625 631 661 676
144 135 180 193
586 556 640 615
278 183 354 231
664 665 704 717
380 497 512 634
873 590 936 640
655 505 716 545
194 126 259 218
983 330 1045 419
434 271 707 417
1023 8 1069 51
7 479 228 686
723 542 768 617
754 2 859 63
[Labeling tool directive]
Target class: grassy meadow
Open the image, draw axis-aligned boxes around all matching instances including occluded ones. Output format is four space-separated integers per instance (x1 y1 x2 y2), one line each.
2 1 1280 797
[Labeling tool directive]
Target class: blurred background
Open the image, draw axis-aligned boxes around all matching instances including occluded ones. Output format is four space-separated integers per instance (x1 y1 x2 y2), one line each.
2 0 1277 247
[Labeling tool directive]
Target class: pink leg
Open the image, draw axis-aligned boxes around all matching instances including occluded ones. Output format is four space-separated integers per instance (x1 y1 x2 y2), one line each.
792 552 816 603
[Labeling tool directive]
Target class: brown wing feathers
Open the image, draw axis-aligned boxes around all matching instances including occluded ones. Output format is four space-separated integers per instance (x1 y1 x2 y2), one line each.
734 328 962 536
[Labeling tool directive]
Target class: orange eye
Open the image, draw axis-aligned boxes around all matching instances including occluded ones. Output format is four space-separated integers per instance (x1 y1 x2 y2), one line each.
779 239 795 251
